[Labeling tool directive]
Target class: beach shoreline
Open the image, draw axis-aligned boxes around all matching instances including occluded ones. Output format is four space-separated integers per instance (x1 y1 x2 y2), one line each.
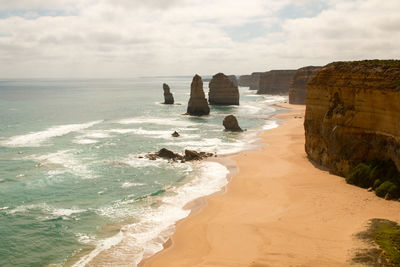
142 103 400 266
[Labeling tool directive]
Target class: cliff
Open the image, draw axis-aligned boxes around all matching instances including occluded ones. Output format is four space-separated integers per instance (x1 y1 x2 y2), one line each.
249 72 262 90
289 67 321 105
257 70 296 95
304 60 400 177
187 74 210 116
208 73 240 105
238 75 251 87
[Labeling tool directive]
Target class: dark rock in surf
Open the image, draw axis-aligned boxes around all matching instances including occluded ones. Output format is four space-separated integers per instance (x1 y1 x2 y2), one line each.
223 115 243 132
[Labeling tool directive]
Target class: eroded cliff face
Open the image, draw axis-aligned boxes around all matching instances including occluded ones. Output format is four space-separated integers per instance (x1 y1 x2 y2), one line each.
304 60 400 176
289 66 321 105
209 73 239 105
257 70 296 95
249 72 262 90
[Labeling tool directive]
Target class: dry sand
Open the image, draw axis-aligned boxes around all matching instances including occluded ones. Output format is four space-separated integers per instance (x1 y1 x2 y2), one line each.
143 104 400 267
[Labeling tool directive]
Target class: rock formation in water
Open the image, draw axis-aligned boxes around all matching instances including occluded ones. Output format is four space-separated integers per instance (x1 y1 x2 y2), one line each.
288 66 321 105
257 70 296 95
187 74 210 116
163 83 174 104
171 131 180 137
145 148 213 162
249 72 263 90
238 75 251 87
228 75 238 87
304 60 400 177
223 115 243 132
208 73 240 105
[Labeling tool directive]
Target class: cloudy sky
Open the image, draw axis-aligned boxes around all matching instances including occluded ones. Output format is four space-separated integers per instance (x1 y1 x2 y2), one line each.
0 0 398 78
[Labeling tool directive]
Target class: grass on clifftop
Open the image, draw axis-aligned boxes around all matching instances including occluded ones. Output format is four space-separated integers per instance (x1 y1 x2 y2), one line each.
346 160 400 199
354 219 400 266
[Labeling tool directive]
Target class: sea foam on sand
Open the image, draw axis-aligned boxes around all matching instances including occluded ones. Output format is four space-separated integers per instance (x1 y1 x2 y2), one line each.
71 161 229 267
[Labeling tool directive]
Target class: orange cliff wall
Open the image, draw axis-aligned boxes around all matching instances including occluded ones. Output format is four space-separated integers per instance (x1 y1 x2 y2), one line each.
289 66 321 105
304 60 400 176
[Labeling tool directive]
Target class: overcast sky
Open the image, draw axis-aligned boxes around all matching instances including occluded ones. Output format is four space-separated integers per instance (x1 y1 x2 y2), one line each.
0 0 398 78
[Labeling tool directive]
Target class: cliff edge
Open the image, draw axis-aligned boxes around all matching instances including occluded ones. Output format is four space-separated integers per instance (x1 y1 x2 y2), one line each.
289 66 321 105
304 60 400 177
257 70 296 95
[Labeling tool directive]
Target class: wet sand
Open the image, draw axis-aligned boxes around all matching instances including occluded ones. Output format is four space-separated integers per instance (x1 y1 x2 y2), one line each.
143 104 400 267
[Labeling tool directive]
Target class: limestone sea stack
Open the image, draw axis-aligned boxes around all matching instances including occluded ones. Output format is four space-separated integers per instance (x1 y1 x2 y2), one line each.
187 74 210 116
163 83 174 104
288 66 321 104
304 60 400 177
238 75 251 87
257 70 296 95
223 115 243 132
208 73 240 105
227 75 238 87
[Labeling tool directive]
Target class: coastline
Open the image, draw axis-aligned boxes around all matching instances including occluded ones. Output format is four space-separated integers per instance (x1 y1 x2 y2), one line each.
142 103 400 266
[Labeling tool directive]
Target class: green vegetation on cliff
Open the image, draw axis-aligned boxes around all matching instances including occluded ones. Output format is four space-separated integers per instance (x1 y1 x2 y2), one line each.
346 160 400 199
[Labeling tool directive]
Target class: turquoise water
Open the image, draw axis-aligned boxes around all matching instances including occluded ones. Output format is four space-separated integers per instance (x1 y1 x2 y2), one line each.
0 78 286 266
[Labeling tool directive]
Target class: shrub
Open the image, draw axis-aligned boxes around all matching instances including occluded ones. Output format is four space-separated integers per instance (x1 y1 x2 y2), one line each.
375 181 398 198
373 179 382 189
346 163 374 188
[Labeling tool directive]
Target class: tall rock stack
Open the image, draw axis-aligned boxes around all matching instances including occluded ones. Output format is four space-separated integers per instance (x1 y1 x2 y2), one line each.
238 75 251 87
208 73 240 105
187 75 210 116
288 66 321 104
304 60 400 176
257 70 296 95
162 83 174 104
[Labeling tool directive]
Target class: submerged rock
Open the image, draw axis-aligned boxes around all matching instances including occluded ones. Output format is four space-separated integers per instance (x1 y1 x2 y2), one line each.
163 83 174 104
209 73 240 105
187 74 210 116
145 148 214 162
184 149 202 161
223 115 243 132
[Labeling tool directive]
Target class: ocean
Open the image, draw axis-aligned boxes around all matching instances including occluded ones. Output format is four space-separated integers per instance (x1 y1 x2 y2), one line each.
0 77 286 266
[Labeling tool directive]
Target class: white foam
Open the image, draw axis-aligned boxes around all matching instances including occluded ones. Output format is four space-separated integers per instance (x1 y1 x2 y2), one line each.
2 120 103 147
73 162 229 267
263 120 279 130
29 150 94 179
74 138 99 145
121 182 145 188
52 208 86 217
116 117 197 127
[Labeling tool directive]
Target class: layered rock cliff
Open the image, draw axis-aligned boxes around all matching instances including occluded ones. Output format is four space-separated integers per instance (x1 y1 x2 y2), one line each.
162 83 174 104
249 72 262 90
208 73 240 105
288 66 321 105
257 70 296 95
304 60 400 176
187 74 210 116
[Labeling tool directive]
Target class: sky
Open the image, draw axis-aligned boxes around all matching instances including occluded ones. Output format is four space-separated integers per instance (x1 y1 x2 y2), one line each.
0 0 399 78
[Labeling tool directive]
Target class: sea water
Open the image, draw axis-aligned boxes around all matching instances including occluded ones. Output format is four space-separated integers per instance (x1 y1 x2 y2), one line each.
0 77 286 266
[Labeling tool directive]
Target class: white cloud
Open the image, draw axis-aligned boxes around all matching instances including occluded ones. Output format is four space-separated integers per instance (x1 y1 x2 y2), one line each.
0 0 398 78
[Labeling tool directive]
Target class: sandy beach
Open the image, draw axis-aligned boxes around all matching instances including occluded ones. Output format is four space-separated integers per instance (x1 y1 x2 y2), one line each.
143 104 400 267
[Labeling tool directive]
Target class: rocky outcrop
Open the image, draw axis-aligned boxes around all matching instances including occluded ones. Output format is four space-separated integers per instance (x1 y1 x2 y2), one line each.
187 75 210 116
163 83 174 104
257 70 296 95
249 72 263 90
304 60 400 176
238 75 251 87
145 148 213 162
289 66 321 104
223 115 243 132
171 131 180 137
228 75 238 87
208 73 240 105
